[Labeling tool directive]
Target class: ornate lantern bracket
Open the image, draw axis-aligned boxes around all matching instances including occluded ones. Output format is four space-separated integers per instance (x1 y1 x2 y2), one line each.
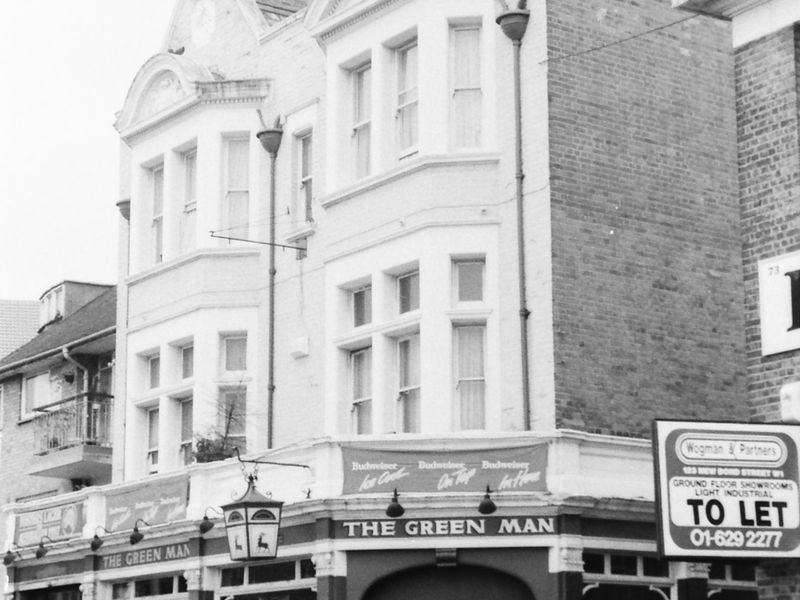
220 448 310 561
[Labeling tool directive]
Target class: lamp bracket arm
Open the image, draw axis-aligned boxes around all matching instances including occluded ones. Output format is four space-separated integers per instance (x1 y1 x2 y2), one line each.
233 447 310 470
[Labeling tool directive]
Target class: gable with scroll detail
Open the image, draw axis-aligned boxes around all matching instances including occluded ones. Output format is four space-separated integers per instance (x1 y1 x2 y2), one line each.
138 71 187 122
115 53 215 136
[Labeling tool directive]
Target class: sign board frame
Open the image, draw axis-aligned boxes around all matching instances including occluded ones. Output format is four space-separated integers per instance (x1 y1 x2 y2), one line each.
653 419 800 559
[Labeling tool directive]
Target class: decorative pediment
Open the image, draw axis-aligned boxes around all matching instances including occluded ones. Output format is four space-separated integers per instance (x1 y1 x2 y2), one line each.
115 53 215 136
305 0 408 41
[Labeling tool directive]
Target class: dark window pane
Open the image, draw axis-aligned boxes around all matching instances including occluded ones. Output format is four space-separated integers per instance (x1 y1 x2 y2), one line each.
249 561 296 584
609 554 637 575
583 552 605 573
642 556 669 577
221 567 245 587
177 575 187 592
300 558 317 578
708 561 727 580
134 577 174 597
730 562 756 581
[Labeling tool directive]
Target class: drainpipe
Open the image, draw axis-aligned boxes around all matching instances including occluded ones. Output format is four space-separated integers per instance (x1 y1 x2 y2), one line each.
62 347 88 394
257 120 284 449
497 4 531 430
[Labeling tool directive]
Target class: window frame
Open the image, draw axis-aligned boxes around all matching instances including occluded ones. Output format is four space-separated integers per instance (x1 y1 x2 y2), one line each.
395 39 419 156
352 285 373 328
181 344 194 380
179 396 193 466
148 354 161 390
218 386 247 449
397 271 420 314
152 165 165 264
453 323 486 430
453 258 485 304
352 63 372 179
450 24 483 150
222 136 251 241
22 371 51 417
222 334 248 373
350 346 373 434
180 149 198 253
397 334 421 433
146 407 160 474
298 131 313 222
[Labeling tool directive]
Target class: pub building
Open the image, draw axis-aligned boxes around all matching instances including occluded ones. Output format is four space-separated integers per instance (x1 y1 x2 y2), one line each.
0 0 772 597
2 434 759 600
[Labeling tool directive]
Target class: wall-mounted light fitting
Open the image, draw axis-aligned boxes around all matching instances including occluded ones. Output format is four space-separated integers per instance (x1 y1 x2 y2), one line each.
3 545 22 566
90 526 114 552
199 507 223 535
129 519 150 546
35 536 54 559
385 489 405 518
478 485 497 515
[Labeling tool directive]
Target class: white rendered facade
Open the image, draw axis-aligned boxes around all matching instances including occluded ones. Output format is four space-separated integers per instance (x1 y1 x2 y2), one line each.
112 0 556 483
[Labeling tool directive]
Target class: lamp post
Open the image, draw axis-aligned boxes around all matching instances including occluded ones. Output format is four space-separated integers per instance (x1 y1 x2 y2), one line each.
496 2 531 431
257 121 284 449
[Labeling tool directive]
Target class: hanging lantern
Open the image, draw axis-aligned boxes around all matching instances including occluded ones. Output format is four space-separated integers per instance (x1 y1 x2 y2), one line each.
221 476 283 561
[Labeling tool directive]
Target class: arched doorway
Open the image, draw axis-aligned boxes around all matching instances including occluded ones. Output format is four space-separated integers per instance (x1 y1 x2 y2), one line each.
362 565 535 600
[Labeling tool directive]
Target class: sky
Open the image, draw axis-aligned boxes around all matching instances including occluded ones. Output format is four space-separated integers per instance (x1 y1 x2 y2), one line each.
0 2 176 300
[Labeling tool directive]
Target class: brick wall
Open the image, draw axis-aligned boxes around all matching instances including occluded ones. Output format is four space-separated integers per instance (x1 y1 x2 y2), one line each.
757 561 800 600
0 368 78 507
735 25 800 423
546 0 747 436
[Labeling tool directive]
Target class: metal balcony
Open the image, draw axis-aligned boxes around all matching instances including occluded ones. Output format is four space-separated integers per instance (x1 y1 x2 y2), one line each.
27 393 113 482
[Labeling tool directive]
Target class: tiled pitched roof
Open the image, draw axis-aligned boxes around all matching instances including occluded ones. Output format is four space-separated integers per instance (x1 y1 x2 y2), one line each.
0 287 116 371
0 300 39 359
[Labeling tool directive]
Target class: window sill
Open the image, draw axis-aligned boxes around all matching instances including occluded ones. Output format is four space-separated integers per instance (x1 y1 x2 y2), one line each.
164 381 194 399
333 327 375 351
381 312 421 338
285 221 316 244
214 375 252 387
127 247 261 287
446 307 492 323
131 391 162 408
320 151 501 209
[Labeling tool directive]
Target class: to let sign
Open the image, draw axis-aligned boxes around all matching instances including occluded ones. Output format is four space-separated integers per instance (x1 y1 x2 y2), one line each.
653 420 800 558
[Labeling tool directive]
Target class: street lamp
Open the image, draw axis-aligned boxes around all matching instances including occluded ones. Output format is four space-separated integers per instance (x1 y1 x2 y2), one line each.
257 118 284 450
496 1 532 430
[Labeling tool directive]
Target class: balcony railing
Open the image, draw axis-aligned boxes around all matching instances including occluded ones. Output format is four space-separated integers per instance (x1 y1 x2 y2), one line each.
32 393 113 455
